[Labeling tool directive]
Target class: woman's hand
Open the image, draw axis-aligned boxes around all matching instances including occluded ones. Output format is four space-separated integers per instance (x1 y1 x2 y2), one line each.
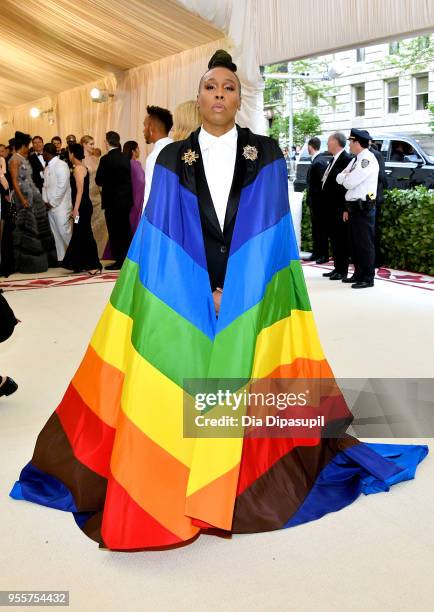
71 207 79 220
212 287 223 316
343 211 349 222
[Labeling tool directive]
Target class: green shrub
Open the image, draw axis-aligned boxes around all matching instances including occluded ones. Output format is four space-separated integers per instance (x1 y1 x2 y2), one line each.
300 186 434 275
381 187 434 275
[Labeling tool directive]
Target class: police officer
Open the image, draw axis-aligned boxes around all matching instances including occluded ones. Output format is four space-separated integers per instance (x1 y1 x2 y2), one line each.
336 129 379 289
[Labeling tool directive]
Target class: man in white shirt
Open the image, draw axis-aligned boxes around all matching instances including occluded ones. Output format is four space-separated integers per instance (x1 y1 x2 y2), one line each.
336 128 379 289
42 143 72 262
142 106 173 210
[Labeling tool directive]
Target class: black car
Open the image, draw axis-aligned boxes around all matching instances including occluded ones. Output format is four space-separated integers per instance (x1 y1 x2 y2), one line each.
293 133 434 192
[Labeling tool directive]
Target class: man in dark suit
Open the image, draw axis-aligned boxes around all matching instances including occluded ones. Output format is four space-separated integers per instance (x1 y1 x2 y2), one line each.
321 132 353 280
369 141 387 268
95 131 132 270
28 135 46 192
306 137 329 263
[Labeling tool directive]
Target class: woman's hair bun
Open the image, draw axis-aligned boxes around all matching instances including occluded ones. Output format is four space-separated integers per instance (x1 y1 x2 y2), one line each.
208 49 237 72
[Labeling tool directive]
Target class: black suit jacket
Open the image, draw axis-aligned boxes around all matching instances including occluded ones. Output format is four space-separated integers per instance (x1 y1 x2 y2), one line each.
29 152 45 192
95 148 133 211
369 146 387 204
306 153 329 208
190 126 249 291
156 125 282 291
321 150 353 213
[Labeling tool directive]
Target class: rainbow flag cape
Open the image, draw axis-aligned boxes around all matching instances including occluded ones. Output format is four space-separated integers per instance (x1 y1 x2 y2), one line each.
10 127 428 550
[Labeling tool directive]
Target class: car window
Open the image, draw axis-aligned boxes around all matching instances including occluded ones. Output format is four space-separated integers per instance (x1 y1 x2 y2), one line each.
389 140 421 163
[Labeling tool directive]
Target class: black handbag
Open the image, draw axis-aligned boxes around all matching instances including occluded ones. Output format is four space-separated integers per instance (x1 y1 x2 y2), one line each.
0 292 18 342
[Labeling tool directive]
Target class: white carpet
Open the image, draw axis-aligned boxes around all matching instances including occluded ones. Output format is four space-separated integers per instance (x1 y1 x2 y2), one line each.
0 266 433 612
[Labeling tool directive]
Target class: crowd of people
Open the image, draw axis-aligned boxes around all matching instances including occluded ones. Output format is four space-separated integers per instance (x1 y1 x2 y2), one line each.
305 128 386 289
0 100 202 277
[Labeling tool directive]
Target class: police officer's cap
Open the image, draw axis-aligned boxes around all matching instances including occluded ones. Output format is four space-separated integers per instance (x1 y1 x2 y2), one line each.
348 128 371 147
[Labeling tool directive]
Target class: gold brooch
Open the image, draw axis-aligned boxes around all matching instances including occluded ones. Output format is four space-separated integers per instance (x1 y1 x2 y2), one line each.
182 149 199 165
242 145 258 161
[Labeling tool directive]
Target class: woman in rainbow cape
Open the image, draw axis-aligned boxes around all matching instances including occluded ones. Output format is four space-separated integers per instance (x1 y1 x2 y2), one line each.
10 51 428 551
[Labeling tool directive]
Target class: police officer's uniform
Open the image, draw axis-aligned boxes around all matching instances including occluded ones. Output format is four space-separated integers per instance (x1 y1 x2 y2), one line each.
336 129 379 288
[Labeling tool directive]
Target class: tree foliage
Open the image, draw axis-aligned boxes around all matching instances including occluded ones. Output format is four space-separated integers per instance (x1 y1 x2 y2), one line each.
377 35 434 74
429 104 434 133
264 58 330 145
268 110 322 146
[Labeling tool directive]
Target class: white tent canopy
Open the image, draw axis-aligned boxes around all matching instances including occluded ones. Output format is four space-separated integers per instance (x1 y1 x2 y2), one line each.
1 0 433 147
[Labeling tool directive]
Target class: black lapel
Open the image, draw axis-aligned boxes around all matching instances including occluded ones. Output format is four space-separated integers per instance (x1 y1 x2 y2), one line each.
223 125 249 234
190 127 223 240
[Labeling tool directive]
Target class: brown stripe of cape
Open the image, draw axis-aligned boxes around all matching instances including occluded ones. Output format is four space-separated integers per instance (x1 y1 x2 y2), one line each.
31 412 107 544
232 434 360 533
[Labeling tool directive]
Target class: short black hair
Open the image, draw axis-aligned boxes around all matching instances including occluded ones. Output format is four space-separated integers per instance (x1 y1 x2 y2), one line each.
51 136 62 144
32 135 43 142
308 137 321 151
106 131 121 147
0 143 5 148
43 143 57 156
146 106 173 135
69 143 85 160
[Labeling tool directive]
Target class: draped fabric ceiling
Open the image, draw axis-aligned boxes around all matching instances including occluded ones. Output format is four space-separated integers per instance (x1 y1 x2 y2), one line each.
1 0 434 148
0 0 222 107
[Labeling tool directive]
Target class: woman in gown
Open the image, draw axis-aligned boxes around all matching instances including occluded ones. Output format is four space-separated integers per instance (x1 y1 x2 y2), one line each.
8 131 57 274
10 52 427 551
122 141 145 236
61 144 101 275
81 135 108 259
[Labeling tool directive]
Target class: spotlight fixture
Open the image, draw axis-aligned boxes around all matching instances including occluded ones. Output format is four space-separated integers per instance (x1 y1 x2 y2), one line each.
90 87 114 103
29 107 54 119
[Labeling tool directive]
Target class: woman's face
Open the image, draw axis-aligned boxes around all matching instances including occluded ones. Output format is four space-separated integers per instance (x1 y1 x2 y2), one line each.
84 140 95 155
197 67 241 129
134 146 140 159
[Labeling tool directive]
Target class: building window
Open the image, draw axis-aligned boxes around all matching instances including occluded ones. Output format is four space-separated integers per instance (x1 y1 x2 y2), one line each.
415 74 429 110
356 48 365 62
308 92 318 107
353 84 365 116
386 79 399 113
389 41 400 54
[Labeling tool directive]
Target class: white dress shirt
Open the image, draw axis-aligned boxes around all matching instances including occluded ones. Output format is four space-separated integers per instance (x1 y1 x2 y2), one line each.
336 148 379 201
42 156 71 208
143 136 173 209
37 153 46 178
198 124 238 231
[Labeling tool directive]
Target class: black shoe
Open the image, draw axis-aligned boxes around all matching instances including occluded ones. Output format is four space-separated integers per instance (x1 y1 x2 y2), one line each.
315 256 329 265
342 276 359 284
105 262 122 271
322 270 336 277
329 272 346 281
0 377 18 397
352 281 374 289
305 254 317 261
